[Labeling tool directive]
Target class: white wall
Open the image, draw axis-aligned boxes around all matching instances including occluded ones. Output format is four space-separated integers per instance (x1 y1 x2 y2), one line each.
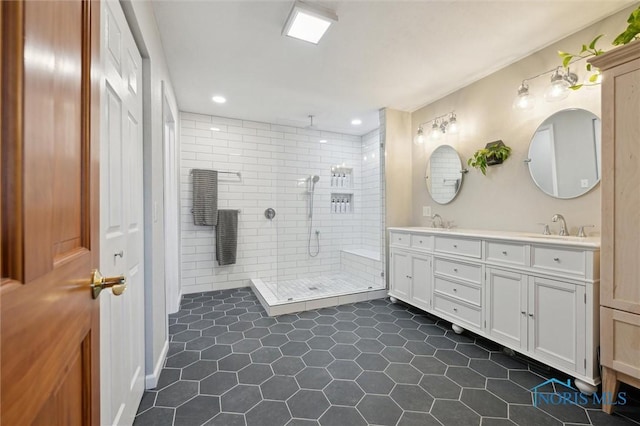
361 129 382 255
121 0 179 387
408 7 634 235
179 112 383 294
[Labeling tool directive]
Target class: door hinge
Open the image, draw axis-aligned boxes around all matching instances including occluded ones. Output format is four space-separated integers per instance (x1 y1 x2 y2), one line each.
584 294 587 304
584 358 587 369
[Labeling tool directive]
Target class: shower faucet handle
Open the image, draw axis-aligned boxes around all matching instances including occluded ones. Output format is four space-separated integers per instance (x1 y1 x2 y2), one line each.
264 208 276 220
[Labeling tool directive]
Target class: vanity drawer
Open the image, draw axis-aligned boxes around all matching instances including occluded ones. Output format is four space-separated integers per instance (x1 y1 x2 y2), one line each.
411 235 434 250
433 295 481 328
434 277 481 306
390 232 410 247
435 236 481 258
486 241 527 266
434 258 482 284
531 245 586 277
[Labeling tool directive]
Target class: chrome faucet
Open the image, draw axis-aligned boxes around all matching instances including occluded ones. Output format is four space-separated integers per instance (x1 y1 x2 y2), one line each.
431 214 443 228
551 214 569 236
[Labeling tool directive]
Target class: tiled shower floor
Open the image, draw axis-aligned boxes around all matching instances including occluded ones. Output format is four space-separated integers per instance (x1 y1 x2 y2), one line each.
134 288 640 426
263 273 378 301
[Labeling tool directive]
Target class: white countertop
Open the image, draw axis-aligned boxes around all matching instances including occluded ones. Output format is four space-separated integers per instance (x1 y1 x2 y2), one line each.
388 227 600 249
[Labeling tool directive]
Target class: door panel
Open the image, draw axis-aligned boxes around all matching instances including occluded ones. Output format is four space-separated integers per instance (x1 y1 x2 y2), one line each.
411 254 431 310
1 0 101 424
486 268 527 349
390 250 410 300
100 0 145 424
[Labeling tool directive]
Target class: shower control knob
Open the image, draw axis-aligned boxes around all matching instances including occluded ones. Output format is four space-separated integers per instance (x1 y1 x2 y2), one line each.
264 208 276 220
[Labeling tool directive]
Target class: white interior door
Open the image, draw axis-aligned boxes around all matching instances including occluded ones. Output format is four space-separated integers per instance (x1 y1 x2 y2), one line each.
100 0 145 424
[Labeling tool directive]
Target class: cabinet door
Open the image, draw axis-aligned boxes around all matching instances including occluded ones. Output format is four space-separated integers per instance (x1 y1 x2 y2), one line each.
528 276 586 374
411 254 432 310
486 268 527 350
390 250 411 300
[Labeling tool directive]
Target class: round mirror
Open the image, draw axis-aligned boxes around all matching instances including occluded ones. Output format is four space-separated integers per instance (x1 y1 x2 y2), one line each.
527 109 601 199
426 145 464 204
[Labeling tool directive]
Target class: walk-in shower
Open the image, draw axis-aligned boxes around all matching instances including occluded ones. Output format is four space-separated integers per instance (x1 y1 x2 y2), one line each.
250 127 386 315
307 175 320 257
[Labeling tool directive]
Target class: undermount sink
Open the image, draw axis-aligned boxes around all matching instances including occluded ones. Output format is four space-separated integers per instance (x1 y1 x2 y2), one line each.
521 233 584 241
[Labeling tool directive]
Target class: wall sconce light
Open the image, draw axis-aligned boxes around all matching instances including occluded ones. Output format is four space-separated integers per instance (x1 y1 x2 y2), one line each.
414 112 458 145
514 64 583 110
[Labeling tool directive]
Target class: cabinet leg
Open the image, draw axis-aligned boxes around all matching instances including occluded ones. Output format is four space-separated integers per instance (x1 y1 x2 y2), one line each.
451 324 465 334
574 378 597 396
601 366 620 414
389 296 398 304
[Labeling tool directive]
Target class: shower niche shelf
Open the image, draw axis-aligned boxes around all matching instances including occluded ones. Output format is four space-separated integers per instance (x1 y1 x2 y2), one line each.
330 166 352 189
331 193 353 214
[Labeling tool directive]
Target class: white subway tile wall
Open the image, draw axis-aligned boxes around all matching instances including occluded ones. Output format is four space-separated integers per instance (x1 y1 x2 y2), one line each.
180 112 384 296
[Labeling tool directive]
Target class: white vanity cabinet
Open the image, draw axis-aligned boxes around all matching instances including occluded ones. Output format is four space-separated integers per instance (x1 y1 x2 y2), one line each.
388 227 600 392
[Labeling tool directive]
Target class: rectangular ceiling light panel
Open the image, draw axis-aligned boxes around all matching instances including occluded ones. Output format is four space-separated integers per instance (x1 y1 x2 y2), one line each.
283 1 338 44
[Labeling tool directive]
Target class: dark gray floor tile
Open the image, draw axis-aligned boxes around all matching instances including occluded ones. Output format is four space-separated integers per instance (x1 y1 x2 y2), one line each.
397 411 441 426
419 374 462 399
307 336 336 349
427 335 457 349
186 336 217 351
200 371 238 395
457 343 490 359
323 380 364 406
155 368 181 390
205 412 246 426
319 406 367 426
446 366 487 388
509 404 562 426
261 333 290 347
287 390 330 419
315 316 338 325
169 324 188 335
329 344 361 360
490 352 528 370
312 325 337 336
246 400 291 426
167 342 185 357
418 324 447 336
216 331 244 344
261 375 299 400
254 317 277 327
238 363 273 384
588 409 638 426
509 370 553 392
356 353 389 371
470 358 509 378
277 314 300 323
133 407 174 426
381 346 414 363
298 310 321 319
174 395 220 426
272 356 306 376
399 328 428 341
375 322 402 333
244 327 270 339
293 319 317 329
355 327 381 339
357 394 403 426
189 319 215 330
461 389 508 417
287 419 319 426
155 381 198 407
378 333 408 347
296 367 332 389
536 396 590 424
355 338 384 353
435 349 470 366
229 321 253 332
390 384 433 411
177 314 201 324
356 371 395 394
202 325 228 338
181 360 218 380
165 350 199 368
221 384 262 413
332 320 358 331
327 359 362 380
302 350 334 367
385 363 422 384
396 319 421 330
480 418 516 426
136 391 157 414
281 341 311 356
270 323 295 334
331 331 358 344
354 317 377 327
250 347 282 364
335 312 357 321
486 378 533 404
287 329 314 342
411 356 447 375
431 399 481 426
218 353 251 371
373 314 397 323
404 341 437 356
232 338 261 353
201 344 232 361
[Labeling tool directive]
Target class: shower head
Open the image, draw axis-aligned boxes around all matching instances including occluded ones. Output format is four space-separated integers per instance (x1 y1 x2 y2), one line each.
312 175 320 183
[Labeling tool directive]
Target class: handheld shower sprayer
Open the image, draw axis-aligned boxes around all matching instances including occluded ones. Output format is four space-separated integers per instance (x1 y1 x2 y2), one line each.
307 175 320 257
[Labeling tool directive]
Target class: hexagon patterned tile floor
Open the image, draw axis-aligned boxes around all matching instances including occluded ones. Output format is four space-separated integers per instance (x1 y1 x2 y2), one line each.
134 288 640 426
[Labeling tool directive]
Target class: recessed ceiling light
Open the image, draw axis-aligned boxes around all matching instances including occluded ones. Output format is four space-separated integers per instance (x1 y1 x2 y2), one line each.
212 95 226 104
351 119 362 126
319 139 327 143
282 1 338 44
210 127 221 132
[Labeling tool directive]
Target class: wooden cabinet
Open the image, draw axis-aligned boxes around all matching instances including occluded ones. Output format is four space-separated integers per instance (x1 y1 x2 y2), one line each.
590 40 640 413
388 227 599 392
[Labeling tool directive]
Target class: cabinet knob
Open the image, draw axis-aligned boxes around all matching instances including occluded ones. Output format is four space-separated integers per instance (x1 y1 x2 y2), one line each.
521 311 526 315
419 240 423 243
553 257 560 262
528 313 534 318
502 251 508 255
453 288 458 292
453 307 458 312
453 268 458 273
453 244 458 248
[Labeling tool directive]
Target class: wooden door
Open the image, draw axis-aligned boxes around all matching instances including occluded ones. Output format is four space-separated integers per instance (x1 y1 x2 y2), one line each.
1 0 101 424
99 0 145 424
390 249 410 300
410 254 431 310
485 268 527 350
528 276 585 374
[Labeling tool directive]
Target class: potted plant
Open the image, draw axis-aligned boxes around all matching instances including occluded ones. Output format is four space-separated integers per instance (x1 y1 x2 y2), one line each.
467 140 512 175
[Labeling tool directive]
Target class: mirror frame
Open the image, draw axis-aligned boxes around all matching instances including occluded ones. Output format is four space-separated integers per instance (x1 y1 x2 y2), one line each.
425 144 465 205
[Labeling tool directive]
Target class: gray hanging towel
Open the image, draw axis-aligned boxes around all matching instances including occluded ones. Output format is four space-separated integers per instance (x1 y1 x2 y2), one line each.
192 169 218 226
216 209 239 266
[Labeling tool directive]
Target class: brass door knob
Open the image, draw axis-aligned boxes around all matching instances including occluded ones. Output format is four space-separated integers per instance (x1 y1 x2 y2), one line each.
91 270 127 299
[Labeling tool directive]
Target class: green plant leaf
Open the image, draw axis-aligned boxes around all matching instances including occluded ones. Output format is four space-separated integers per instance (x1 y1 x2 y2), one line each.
589 34 604 49
588 73 600 83
613 6 640 45
570 84 584 90
562 55 573 68
586 63 592 71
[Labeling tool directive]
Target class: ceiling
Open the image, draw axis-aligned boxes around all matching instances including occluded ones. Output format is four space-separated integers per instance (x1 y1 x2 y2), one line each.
152 0 633 135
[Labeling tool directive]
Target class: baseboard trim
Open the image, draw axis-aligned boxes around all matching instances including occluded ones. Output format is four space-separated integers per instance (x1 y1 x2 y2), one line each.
145 339 168 389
